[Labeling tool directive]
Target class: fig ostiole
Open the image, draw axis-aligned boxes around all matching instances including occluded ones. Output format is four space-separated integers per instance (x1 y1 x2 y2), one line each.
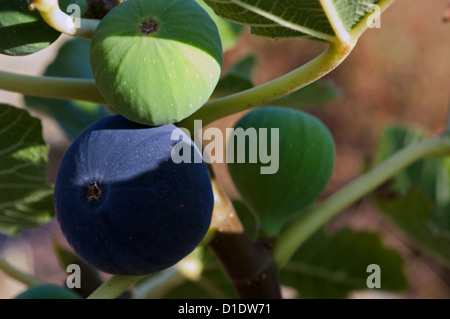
90 0 223 126
54 115 214 275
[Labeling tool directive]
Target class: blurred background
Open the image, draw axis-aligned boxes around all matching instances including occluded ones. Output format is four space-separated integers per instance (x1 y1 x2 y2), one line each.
1 0 450 298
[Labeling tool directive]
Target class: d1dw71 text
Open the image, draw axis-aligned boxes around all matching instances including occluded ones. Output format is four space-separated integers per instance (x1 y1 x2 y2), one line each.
222 303 270 314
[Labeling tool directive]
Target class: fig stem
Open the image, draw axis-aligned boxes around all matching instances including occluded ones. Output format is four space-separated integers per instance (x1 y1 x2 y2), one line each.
0 255 41 287
319 0 353 45
30 0 100 39
87 274 144 299
273 133 450 268
209 233 282 299
349 0 397 40
179 41 351 131
0 70 109 107
178 0 397 132
0 0 396 128
207 179 282 298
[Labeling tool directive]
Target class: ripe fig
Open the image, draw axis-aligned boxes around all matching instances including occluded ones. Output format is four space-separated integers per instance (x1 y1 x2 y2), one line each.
227 107 335 237
90 0 223 126
54 115 214 275
14 284 81 299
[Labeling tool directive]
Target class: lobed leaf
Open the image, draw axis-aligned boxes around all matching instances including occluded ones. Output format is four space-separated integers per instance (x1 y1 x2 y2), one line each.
0 104 54 236
204 0 380 42
371 125 450 267
280 227 407 298
0 0 60 56
196 0 244 51
213 55 257 98
372 188 450 269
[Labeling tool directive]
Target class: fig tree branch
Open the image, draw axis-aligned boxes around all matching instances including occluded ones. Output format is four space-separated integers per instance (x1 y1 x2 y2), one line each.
0 255 41 287
273 133 450 268
0 70 107 106
179 0 397 132
319 0 352 45
179 41 353 131
349 0 397 41
206 179 282 298
87 274 143 299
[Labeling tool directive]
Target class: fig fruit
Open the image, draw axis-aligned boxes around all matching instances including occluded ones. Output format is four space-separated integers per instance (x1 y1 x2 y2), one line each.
90 0 223 126
14 284 81 299
54 115 214 275
227 107 335 237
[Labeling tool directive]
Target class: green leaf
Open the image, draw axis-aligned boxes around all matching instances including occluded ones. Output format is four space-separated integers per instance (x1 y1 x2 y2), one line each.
213 55 256 98
370 125 450 266
0 0 61 56
0 104 54 236
24 38 109 141
204 0 380 42
0 0 87 56
196 0 244 51
270 80 341 109
373 125 427 195
332 0 380 31
372 188 450 269
280 227 407 298
374 126 450 235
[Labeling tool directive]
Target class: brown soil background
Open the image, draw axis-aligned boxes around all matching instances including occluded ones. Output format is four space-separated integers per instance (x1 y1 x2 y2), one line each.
1 1 450 298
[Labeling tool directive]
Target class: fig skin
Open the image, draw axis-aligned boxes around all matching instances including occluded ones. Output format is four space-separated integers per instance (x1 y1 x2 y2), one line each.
14 284 82 299
227 107 335 237
54 115 214 275
90 0 223 126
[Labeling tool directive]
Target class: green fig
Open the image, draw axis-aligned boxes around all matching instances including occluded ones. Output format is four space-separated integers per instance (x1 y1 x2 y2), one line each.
90 0 223 126
14 284 82 299
227 107 335 237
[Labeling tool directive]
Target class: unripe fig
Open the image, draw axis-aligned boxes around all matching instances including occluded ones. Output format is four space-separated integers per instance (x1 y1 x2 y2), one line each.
90 0 223 126
54 115 214 275
227 107 335 237
14 284 81 299
0 0 60 56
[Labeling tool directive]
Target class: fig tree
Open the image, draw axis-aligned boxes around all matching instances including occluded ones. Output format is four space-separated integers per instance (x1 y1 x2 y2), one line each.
90 0 223 126
227 107 335 237
54 115 214 275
